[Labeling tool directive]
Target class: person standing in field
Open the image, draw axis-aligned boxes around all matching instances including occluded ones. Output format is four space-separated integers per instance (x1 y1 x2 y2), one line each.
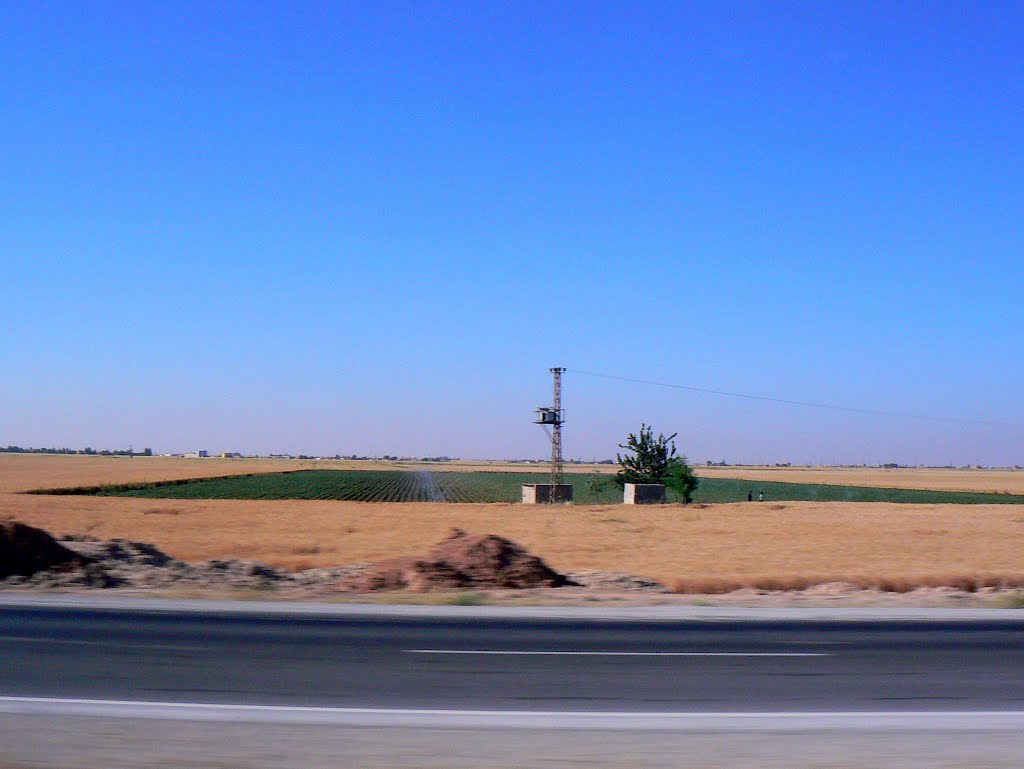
758 491 764 502
747 490 753 502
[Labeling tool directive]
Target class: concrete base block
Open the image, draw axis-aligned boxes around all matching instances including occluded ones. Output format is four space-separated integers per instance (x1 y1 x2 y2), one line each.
624 483 667 504
521 484 574 504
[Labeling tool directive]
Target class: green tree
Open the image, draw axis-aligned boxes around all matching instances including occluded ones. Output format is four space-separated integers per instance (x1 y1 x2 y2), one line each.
616 424 699 502
664 457 700 503
616 424 677 484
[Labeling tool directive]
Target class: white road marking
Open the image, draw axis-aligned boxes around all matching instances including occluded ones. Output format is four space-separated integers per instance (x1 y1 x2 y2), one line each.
1 697 1022 731
0 636 205 651
406 649 829 656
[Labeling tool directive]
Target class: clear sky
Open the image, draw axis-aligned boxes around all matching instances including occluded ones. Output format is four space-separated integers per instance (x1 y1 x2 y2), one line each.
3 1 1022 465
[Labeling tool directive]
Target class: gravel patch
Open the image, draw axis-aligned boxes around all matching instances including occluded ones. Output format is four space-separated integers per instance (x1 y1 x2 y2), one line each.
566 570 668 592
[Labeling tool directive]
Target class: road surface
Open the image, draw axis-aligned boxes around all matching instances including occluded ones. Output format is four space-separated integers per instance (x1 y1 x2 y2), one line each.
2 598 1024 768
3 602 1024 711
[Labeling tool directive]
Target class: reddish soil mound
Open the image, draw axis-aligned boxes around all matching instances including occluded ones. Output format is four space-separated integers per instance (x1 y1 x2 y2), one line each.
338 528 573 592
428 528 571 588
0 520 94 578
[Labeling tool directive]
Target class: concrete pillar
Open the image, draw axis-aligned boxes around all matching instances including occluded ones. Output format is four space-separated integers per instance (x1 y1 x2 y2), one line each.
521 484 574 504
623 483 666 504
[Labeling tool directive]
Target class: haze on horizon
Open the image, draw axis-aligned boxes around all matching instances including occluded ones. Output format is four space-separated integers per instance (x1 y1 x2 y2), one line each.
3 3 1022 467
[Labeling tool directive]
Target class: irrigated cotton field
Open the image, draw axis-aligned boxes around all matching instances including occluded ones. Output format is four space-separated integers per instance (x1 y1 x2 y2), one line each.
40 469 1024 505
85 470 623 504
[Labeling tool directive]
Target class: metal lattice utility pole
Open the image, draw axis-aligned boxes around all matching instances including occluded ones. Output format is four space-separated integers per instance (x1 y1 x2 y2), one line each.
533 367 567 503
549 367 565 489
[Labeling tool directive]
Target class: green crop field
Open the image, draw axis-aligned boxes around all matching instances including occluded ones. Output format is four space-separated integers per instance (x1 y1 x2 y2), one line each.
84 470 621 503
47 469 1024 504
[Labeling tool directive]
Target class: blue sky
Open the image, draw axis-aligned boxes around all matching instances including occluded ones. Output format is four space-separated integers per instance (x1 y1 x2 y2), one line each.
3 1 1022 464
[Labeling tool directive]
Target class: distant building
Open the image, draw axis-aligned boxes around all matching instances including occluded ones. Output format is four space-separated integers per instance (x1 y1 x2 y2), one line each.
184 450 209 458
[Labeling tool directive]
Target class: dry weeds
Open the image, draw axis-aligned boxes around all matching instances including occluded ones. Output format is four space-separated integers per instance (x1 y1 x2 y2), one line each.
670 573 1024 594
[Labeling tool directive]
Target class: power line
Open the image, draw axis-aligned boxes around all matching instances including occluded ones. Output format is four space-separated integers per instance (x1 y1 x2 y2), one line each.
567 369 1019 429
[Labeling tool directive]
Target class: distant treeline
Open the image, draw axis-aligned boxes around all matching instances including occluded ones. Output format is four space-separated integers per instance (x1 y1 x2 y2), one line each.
1 445 152 456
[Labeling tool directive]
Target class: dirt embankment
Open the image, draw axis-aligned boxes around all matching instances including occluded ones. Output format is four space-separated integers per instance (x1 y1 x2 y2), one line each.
0 521 591 595
0 520 97 580
336 528 573 592
4 520 1024 608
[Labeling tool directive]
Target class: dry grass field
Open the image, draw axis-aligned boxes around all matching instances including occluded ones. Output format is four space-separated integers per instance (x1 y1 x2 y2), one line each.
3 455 1024 589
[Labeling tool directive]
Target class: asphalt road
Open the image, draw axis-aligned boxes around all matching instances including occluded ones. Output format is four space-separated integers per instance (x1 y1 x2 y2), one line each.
2 604 1023 712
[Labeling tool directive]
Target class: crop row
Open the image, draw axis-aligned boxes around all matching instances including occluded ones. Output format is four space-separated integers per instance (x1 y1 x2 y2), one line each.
101 470 624 504
94 470 1024 505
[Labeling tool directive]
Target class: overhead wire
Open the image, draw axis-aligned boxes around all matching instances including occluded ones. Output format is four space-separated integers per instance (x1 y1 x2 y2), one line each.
566 369 1019 429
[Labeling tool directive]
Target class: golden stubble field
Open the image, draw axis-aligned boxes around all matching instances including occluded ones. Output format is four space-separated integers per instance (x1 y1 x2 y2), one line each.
3 455 1024 586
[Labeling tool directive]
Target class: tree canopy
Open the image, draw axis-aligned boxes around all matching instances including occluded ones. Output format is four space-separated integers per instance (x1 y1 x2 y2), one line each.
616 424 677 484
616 423 699 503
